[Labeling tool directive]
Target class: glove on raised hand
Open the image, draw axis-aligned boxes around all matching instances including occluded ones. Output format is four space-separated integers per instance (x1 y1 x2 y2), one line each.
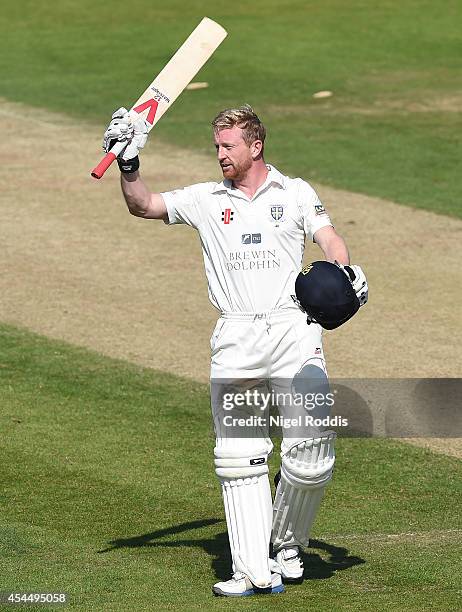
102 107 149 172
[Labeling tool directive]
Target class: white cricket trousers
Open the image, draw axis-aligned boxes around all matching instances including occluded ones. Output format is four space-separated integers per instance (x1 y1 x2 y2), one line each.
209 308 329 586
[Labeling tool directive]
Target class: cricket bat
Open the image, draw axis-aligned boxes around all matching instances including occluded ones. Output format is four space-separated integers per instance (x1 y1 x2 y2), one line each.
91 17 227 179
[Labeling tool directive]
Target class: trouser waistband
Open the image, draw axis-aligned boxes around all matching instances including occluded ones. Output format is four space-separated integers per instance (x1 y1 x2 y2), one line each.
220 309 299 321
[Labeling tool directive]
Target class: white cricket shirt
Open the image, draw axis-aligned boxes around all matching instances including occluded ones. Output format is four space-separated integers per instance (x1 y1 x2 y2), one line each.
162 165 332 313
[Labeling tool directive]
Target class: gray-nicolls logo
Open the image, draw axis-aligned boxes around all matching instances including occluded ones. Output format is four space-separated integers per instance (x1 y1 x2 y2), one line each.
250 457 265 465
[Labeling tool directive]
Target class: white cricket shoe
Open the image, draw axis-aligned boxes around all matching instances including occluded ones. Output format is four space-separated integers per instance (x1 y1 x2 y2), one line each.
272 546 304 582
212 572 285 597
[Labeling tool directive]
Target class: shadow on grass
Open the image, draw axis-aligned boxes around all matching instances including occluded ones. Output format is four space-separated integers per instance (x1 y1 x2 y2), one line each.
97 519 231 579
98 520 365 582
302 539 366 580
97 519 221 553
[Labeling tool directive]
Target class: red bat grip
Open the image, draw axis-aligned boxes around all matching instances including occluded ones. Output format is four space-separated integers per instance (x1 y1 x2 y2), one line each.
91 152 117 179
91 140 126 179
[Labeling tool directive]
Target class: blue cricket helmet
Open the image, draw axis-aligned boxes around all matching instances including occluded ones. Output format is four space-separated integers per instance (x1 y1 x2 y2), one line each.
294 261 360 330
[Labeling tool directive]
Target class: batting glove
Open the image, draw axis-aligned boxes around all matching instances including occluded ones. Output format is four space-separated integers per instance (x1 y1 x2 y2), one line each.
102 107 149 170
336 262 369 306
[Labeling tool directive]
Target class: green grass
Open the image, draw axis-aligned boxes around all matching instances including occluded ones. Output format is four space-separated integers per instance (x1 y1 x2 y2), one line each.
1 323 461 610
0 1 461 217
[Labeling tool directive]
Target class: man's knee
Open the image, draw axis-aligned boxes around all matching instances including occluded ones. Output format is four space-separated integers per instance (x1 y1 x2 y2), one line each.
280 432 336 489
214 443 272 479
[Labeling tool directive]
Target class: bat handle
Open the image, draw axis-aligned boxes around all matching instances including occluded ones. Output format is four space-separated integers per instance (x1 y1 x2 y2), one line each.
90 141 126 179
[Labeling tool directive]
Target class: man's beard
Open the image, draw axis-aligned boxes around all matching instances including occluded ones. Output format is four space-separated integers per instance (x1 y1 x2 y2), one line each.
221 154 253 181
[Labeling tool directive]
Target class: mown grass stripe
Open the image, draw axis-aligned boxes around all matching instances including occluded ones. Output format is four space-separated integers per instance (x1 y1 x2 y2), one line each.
0 1 461 216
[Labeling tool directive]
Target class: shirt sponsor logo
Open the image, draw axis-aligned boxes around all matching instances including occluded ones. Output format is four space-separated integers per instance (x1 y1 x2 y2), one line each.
242 233 262 244
225 249 281 271
315 203 327 216
270 205 284 221
221 208 234 224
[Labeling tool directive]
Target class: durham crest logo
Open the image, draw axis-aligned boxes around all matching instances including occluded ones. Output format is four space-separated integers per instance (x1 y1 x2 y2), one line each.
270 205 284 221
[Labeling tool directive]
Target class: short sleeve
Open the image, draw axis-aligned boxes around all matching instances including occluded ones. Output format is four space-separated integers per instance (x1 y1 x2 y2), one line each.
161 184 202 229
298 180 333 240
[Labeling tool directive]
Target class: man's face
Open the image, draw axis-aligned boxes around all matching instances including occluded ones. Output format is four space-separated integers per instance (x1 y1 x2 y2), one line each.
214 126 254 181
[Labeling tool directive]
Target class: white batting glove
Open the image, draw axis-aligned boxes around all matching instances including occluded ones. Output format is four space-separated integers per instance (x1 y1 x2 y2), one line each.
102 107 149 160
337 262 369 306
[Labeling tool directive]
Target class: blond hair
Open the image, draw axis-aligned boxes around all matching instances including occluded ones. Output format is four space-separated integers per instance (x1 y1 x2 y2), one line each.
211 104 266 148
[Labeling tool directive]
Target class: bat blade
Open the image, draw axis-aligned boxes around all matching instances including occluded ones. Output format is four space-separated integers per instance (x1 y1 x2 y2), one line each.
91 17 227 179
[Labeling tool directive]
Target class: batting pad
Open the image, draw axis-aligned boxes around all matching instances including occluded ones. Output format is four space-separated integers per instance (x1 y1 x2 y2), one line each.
272 432 336 550
221 473 273 587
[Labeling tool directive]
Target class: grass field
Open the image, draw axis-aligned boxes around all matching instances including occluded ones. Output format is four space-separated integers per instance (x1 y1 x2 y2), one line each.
0 0 461 216
1 325 461 610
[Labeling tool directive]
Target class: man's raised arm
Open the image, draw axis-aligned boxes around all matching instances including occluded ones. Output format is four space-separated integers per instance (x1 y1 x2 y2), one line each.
102 107 168 221
121 172 168 220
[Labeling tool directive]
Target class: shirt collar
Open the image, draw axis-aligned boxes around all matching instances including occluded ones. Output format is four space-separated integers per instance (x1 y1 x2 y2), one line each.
211 164 286 194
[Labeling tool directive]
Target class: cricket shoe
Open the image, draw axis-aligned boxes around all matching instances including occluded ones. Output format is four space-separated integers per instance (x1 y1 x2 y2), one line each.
212 572 284 597
271 546 304 583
